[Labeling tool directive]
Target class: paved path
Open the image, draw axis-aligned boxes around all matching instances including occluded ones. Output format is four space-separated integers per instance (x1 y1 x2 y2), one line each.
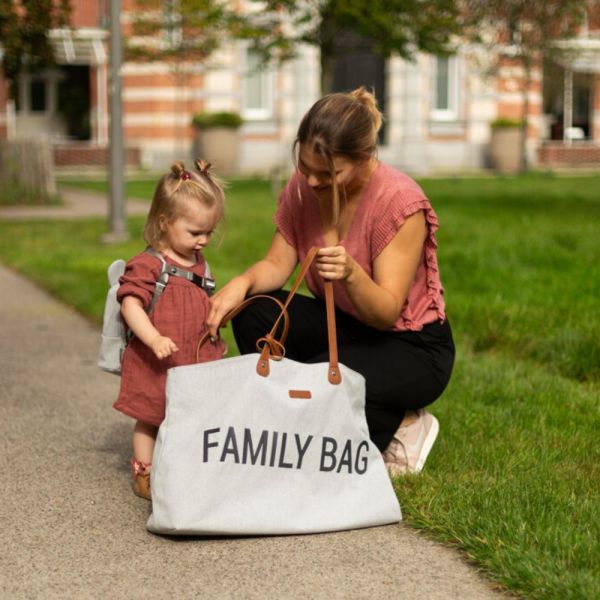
0 187 148 220
0 190 508 599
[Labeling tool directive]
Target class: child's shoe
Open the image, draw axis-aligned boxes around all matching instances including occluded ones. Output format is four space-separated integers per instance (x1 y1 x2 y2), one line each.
130 458 151 500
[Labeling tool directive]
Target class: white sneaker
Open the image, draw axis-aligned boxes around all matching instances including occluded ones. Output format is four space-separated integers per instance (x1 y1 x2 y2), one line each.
382 409 439 475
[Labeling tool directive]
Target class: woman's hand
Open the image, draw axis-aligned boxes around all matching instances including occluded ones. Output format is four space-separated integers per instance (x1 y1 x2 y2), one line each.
149 335 179 359
207 275 251 339
316 245 356 281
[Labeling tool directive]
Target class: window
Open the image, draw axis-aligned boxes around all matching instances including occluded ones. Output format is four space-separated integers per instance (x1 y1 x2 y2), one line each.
30 79 47 112
431 56 459 121
435 57 450 110
242 48 273 120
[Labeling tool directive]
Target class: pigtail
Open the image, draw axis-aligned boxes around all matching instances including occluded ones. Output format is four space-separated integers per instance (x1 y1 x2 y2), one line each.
193 157 226 199
194 159 212 175
170 160 186 179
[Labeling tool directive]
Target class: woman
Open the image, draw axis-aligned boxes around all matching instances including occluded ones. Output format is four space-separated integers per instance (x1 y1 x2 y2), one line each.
207 87 455 475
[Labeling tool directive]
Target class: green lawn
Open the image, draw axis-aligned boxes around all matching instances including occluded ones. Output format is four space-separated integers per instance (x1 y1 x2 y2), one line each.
1 173 599 599
59 176 157 201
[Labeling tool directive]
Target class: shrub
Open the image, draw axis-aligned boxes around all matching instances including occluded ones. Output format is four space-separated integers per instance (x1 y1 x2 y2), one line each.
191 111 244 129
490 118 524 129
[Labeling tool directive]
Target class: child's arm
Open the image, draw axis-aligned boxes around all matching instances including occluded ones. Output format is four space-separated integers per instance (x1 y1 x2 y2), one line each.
121 295 179 359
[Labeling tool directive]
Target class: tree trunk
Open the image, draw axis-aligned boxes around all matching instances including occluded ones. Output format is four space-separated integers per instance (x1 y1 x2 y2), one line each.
520 64 531 172
318 10 336 95
321 51 334 95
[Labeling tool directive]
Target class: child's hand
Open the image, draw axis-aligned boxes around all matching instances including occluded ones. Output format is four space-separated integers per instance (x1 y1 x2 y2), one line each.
150 335 179 359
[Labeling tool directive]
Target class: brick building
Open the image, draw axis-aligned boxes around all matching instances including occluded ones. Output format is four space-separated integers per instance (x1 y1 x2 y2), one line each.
1 1 599 174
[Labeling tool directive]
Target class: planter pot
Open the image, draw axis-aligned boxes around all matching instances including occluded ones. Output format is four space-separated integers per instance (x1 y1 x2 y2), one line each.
490 127 522 173
194 127 239 175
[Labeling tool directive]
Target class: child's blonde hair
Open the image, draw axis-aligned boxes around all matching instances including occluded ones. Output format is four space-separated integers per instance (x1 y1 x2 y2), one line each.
144 159 225 249
293 86 383 224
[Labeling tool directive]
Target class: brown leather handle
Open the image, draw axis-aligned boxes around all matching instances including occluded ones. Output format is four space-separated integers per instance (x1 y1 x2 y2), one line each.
256 247 341 385
198 247 341 385
196 294 289 363
324 277 341 384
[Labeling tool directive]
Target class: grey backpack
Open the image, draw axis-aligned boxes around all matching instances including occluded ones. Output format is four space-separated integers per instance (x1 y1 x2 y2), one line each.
98 248 215 375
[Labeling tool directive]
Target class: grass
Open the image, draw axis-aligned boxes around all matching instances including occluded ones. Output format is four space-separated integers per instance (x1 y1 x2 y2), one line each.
57 173 600 383
1 173 599 598
59 177 156 200
420 175 600 383
396 353 599 599
0 178 276 352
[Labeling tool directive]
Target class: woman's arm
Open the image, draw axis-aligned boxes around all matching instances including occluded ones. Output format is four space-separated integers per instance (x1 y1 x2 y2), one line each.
316 210 426 330
121 296 179 359
207 231 297 337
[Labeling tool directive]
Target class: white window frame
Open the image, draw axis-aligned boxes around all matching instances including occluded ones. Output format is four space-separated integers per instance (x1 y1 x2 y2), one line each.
17 72 58 115
431 55 460 121
241 46 274 121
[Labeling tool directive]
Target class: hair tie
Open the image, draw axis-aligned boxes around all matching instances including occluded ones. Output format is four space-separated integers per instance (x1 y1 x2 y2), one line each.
181 171 192 181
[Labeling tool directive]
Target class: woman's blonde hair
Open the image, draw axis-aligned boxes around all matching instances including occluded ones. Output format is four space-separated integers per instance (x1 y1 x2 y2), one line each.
144 159 225 249
293 86 383 223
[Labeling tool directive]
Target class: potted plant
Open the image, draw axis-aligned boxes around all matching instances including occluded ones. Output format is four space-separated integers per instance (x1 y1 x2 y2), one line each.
489 118 524 174
191 111 244 174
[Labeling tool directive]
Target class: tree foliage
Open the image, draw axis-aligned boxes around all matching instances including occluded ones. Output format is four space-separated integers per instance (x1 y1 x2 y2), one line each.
128 1 466 93
465 0 595 170
128 0 236 63
0 0 71 99
466 0 592 66
236 0 466 92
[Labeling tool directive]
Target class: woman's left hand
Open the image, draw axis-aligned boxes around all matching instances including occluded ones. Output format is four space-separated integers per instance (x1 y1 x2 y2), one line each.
316 245 355 281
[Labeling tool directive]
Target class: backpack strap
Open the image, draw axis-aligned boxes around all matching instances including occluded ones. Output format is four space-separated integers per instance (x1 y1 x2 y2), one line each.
161 263 216 295
144 247 169 313
144 247 216 313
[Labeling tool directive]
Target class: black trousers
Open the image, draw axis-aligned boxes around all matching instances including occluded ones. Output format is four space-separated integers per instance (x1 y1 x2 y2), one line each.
232 290 456 452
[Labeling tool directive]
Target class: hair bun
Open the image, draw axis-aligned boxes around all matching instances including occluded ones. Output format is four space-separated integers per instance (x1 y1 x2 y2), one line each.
349 86 383 132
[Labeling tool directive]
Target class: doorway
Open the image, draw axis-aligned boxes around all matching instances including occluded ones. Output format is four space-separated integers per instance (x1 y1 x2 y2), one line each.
331 30 387 144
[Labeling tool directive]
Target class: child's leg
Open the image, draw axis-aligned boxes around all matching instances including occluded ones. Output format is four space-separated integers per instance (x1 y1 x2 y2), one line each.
133 420 159 464
130 420 158 500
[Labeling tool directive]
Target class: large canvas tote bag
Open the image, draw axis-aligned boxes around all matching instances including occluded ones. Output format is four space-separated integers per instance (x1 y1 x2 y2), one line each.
147 248 401 535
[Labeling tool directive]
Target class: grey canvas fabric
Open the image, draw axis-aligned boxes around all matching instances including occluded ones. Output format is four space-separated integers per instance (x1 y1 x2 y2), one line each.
97 259 127 375
147 353 401 535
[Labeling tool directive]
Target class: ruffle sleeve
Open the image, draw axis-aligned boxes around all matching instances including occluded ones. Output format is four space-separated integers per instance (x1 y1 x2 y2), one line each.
371 189 445 323
117 252 162 309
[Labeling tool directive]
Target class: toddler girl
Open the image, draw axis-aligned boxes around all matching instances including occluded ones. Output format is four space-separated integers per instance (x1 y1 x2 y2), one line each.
113 159 225 499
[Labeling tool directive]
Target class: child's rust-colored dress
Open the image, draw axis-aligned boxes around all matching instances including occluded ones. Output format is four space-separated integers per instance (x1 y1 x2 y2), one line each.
113 250 224 426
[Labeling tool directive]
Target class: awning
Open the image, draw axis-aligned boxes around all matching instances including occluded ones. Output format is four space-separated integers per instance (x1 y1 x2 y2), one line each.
47 28 108 66
552 38 600 74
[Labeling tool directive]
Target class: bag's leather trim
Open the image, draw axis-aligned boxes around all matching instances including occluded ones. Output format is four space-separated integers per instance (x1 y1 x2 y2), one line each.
288 390 312 399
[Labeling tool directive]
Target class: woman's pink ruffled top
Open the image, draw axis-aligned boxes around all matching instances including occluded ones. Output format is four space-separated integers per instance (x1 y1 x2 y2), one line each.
274 161 446 332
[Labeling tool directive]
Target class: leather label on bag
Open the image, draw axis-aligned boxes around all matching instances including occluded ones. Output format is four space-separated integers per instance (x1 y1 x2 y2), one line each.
288 390 312 399
202 427 369 475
